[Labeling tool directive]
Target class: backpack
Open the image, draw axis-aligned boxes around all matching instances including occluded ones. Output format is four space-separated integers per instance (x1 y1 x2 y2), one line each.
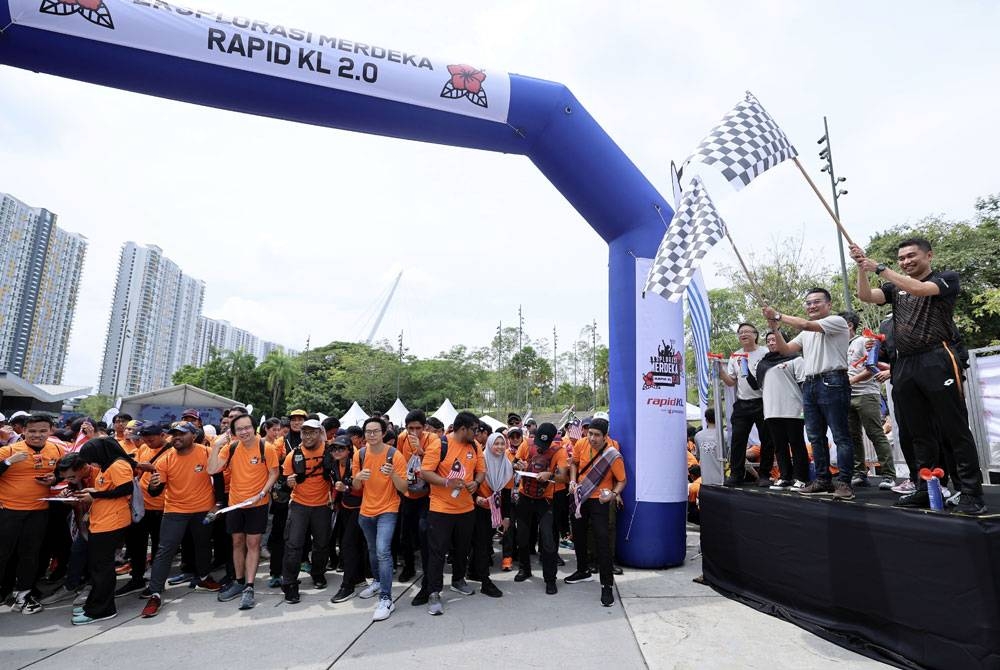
223 439 267 470
520 445 561 499
358 446 397 480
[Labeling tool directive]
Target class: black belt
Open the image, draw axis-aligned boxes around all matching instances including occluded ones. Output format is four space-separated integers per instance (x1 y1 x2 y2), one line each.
804 369 848 382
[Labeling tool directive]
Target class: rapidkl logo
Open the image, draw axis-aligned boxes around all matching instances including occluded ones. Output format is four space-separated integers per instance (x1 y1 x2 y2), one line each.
39 0 115 29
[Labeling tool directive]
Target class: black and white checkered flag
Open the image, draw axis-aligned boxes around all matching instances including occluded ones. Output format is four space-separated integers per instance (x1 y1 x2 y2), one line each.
679 91 797 192
644 176 727 302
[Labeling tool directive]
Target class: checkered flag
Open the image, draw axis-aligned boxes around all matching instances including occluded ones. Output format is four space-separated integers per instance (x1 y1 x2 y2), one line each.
643 177 727 302
680 91 797 192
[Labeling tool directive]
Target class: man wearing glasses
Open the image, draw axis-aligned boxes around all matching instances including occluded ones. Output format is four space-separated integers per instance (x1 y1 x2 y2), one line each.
763 289 856 500
717 323 773 486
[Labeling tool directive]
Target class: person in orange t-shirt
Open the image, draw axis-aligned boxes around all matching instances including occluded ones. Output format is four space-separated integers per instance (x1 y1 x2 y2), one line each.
565 417 626 607
72 438 135 624
395 409 439 602
420 410 485 615
351 417 407 621
209 414 279 609
0 413 64 614
279 418 333 604
141 422 222 619
512 422 567 594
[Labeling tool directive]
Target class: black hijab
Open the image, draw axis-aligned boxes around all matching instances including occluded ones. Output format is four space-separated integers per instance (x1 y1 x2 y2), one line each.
79 437 132 472
755 351 800 389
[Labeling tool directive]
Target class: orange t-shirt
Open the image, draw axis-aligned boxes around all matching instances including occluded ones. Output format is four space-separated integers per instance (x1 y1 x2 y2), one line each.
119 439 140 459
137 444 170 511
0 441 65 510
266 437 287 465
219 439 279 508
515 442 568 500
573 440 626 500
89 458 134 533
397 431 441 499
688 477 702 505
422 440 484 514
687 450 699 468
282 446 331 507
353 445 406 516
155 445 215 514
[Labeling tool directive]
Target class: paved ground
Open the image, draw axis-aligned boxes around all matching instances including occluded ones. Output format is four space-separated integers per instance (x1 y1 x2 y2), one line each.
2 526 889 669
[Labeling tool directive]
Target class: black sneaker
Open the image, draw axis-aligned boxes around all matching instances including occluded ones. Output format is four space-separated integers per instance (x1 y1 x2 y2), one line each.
114 578 146 598
545 581 557 595
514 569 531 582
950 494 987 515
722 478 740 488
601 585 614 607
330 586 355 603
312 576 327 590
556 556 566 567
480 580 503 598
564 570 593 584
283 583 301 604
612 566 624 576
893 489 930 509
138 586 154 599
410 589 430 606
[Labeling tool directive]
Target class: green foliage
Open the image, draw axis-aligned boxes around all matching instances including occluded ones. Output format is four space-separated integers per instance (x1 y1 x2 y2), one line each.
76 394 114 420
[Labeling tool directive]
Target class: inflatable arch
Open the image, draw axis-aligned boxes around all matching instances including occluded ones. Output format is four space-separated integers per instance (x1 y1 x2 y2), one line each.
0 0 687 567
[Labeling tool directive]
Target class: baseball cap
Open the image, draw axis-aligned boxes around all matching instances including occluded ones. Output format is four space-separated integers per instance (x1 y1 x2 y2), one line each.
534 422 558 449
126 419 139 429
181 408 201 420
289 409 308 418
301 419 322 430
332 435 351 449
507 412 521 425
524 418 537 426
138 422 166 437
168 421 198 434
593 411 610 422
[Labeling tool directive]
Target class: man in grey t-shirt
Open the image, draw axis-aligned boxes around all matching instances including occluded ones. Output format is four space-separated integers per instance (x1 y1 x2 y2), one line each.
693 409 723 486
764 288 857 500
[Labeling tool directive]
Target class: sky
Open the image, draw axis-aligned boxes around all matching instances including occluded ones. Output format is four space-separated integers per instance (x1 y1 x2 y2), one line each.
1 1 998 391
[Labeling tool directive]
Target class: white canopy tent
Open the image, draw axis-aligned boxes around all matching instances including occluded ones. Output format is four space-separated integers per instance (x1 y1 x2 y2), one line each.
340 401 369 427
686 403 702 422
385 398 409 427
479 414 504 431
431 398 458 428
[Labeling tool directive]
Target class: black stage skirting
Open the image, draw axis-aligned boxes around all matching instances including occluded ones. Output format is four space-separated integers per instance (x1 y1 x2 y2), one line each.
700 485 1000 670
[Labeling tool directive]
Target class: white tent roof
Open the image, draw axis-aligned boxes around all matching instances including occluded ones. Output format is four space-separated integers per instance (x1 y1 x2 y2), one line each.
385 398 409 427
431 398 458 428
340 401 369 427
479 414 504 431
119 384 237 417
686 402 702 421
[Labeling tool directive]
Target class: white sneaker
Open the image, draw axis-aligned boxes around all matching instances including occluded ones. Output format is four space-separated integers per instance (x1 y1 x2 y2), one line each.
373 596 394 621
790 480 807 491
358 581 381 599
939 486 952 499
891 480 915 494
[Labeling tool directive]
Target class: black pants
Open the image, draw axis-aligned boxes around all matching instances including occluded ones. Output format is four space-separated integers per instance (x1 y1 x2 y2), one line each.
267 501 288 578
729 398 771 481
426 510 474 594
553 489 570 539
0 509 47 592
126 509 162 582
573 498 612 586
282 502 331 585
85 526 127 619
764 417 808 482
337 507 365 589
41 505 72 582
516 496 557 583
470 506 497 582
149 512 213 594
212 508 234 579
893 347 983 495
399 495 429 587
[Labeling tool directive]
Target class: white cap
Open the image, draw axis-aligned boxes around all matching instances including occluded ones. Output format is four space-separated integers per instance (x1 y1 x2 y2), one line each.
301 419 323 429
9 411 28 420
593 411 610 422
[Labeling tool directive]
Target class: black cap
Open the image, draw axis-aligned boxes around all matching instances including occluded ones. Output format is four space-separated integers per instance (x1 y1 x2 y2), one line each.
138 422 165 437
332 435 351 449
507 412 521 424
534 422 558 449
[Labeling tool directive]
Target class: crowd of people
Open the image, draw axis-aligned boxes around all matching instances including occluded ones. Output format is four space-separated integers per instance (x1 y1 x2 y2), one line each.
0 406 627 625
690 236 986 517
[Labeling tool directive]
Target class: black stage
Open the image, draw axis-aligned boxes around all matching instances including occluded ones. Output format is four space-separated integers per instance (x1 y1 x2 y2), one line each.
700 484 1000 670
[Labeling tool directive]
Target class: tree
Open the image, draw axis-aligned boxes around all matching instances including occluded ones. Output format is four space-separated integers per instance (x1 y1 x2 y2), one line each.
76 394 114 420
258 350 299 416
222 349 258 401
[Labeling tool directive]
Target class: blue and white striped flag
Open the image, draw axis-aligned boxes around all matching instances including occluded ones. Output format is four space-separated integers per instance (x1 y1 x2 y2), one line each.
686 269 712 420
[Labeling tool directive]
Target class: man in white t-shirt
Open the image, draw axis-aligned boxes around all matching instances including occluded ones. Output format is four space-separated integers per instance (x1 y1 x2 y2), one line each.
764 288 856 500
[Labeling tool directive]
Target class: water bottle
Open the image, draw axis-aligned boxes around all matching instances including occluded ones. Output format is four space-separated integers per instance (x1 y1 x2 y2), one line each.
739 356 749 377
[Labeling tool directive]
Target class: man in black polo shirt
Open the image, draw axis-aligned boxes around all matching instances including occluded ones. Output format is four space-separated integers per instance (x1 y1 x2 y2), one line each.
851 238 986 514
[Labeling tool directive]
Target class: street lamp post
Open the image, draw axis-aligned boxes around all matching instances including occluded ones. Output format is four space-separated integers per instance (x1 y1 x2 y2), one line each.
817 116 851 308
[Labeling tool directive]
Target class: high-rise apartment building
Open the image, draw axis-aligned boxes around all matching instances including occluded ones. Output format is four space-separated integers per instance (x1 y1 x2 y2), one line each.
98 243 205 396
0 192 88 384
191 316 296 366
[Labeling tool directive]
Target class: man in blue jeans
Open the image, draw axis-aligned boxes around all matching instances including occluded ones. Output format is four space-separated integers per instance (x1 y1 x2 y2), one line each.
764 288 856 500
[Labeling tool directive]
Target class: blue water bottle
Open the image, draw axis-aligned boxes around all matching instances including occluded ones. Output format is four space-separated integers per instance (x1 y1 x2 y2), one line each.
739 356 749 377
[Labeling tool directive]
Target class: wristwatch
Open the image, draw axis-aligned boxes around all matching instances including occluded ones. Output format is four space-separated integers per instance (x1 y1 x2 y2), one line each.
773 313 783 322
875 263 887 275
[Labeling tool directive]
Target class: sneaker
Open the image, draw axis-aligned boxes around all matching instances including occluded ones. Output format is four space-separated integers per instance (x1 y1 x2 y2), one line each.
501 557 513 572
411 589 430 606
427 592 443 615
13 594 42 615
833 482 855 500
398 566 416 582
72 611 117 625
238 586 255 610
196 577 222 592
756 478 772 487
73 605 85 616
480 580 503 598
893 489 930 509
450 579 475 596
559 539 575 549
217 580 244 602
373 596 395 621
950 493 987 515
267 576 282 589
601 585 614 607
115 579 147 598
141 595 161 618
330 586 355 603
283 582 301 604
797 480 834 495
545 581 558 595
564 570 593 584
167 572 194 586
514 569 531 582
40 586 77 606
769 479 794 491
790 480 808 491
945 490 964 506
312 576 327 589
359 581 381 599
73 586 91 606
612 566 624 576
115 562 132 576
556 556 566 567
939 486 952 499
722 478 740 488
851 476 869 487
138 587 154 599
891 480 916 494
300 562 311 574
878 477 896 490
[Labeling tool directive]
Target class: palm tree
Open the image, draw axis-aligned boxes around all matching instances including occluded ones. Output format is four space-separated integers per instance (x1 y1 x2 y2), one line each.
222 349 257 401
259 350 299 415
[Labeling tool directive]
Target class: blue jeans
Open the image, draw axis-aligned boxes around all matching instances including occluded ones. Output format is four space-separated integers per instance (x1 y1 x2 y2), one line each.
802 371 855 484
358 512 398 599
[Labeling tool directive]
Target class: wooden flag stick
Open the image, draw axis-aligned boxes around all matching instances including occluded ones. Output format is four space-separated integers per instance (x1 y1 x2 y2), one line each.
723 227 768 308
792 157 856 248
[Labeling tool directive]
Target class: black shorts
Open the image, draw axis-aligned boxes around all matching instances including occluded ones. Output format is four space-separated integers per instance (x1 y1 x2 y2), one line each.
226 504 269 535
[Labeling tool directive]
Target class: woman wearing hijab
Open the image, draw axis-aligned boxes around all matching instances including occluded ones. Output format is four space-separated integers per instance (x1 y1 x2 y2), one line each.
469 433 513 598
71 437 134 625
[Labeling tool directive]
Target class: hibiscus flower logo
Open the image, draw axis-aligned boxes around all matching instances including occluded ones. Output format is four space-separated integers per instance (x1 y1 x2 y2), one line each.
440 64 488 109
39 0 115 29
